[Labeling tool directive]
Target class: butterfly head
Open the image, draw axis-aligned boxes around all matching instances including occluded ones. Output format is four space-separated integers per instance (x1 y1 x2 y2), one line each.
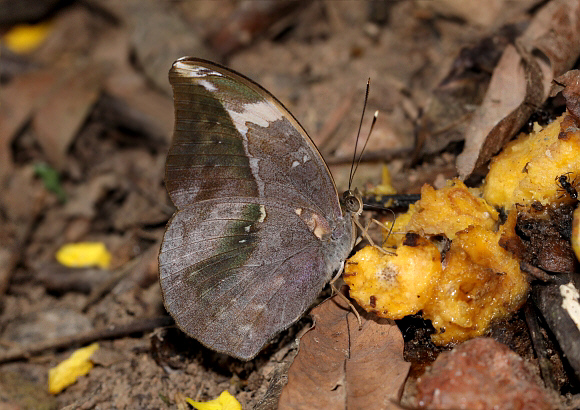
342 189 363 216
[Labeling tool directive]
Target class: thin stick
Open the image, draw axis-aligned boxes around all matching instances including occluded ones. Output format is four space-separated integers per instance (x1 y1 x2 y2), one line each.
520 262 553 282
524 302 557 390
81 256 143 312
0 316 174 364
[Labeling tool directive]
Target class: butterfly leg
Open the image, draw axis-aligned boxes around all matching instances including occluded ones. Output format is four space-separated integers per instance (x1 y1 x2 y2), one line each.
329 263 363 329
353 216 396 255
370 218 398 249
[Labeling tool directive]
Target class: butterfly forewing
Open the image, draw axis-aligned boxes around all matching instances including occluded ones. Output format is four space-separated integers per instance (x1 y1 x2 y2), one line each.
166 58 342 218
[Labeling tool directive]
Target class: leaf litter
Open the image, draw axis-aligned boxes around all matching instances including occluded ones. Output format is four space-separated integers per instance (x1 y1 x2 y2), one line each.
279 295 409 410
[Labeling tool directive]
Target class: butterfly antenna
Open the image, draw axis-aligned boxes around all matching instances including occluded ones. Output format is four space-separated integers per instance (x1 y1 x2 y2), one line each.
349 78 371 190
351 110 378 185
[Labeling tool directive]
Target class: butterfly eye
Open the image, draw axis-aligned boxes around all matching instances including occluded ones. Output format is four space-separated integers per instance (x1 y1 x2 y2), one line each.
343 191 362 214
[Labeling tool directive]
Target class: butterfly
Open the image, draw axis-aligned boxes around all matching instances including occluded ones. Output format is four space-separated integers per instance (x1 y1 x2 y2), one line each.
159 57 362 360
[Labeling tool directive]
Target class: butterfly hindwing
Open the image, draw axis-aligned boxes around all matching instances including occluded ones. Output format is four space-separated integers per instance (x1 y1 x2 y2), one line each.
159 198 337 359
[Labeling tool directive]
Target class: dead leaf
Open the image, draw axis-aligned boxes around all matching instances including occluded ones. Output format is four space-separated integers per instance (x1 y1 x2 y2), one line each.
210 0 308 56
33 62 106 170
2 308 93 346
113 190 168 230
419 0 539 28
103 65 174 146
278 296 410 409
0 0 62 25
90 27 174 145
32 7 110 67
552 70 580 123
0 248 17 298
0 69 59 181
457 0 580 178
34 264 114 294
0 164 49 296
414 23 525 161
62 173 120 219
104 0 217 94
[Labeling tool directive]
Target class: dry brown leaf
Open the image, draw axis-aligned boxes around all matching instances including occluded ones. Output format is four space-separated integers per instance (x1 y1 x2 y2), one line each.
103 63 174 146
61 173 120 219
457 0 580 178
80 22 174 146
552 70 580 122
0 164 50 296
414 23 525 160
0 69 59 181
32 7 110 67
1 165 48 227
98 0 217 94
209 0 308 56
33 63 106 170
420 0 538 28
278 295 409 409
0 0 62 25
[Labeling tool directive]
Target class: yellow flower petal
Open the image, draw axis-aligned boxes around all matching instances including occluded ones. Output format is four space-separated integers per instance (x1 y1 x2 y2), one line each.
48 343 99 394
374 164 397 196
2 22 53 54
55 242 112 269
186 391 242 410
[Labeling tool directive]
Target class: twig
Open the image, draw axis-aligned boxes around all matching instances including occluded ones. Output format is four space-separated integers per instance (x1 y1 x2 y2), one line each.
0 316 174 364
81 255 142 312
524 302 557 390
520 261 553 282
325 147 412 165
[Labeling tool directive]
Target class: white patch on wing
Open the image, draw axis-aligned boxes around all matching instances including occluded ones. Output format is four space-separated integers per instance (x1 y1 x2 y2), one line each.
174 61 223 78
248 157 264 195
258 205 266 223
197 79 217 91
244 225 251 232
226 101 283 136
303 154 310 163
292 160 300 168
227 101 282 197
